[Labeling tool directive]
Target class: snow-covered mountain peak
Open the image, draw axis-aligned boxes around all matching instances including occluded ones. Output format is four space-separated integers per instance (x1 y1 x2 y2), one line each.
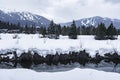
61 16 120 28
0 9 50 27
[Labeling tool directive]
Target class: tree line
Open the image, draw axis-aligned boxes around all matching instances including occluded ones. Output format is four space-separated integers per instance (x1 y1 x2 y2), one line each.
0 20 119 40
45 20 118 40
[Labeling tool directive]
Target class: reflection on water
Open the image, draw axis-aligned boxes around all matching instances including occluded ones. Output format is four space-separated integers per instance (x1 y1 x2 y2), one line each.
1 49 120 73
0 61 120 73
20 62 33 68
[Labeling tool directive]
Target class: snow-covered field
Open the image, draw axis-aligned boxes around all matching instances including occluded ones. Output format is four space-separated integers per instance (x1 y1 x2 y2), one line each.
0 33 120 57
0 68 120 80
0 34 120 80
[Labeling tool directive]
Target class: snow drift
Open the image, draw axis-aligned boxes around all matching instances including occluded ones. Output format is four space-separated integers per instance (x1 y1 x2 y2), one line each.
0 34 119 57
0 68 120 80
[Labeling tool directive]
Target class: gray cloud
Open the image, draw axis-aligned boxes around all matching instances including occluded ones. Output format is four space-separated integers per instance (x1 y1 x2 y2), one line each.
105 0 120 4
0 0 120 23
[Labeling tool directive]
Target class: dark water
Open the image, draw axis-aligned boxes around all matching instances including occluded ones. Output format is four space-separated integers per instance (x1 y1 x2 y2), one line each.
0 61 120 73
1 50 120 73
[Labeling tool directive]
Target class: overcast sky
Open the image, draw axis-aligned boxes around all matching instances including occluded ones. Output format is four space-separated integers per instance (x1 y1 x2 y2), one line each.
0 0 120 23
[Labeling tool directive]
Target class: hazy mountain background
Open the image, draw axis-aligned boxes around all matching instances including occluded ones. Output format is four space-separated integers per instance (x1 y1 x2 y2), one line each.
0 9 120 28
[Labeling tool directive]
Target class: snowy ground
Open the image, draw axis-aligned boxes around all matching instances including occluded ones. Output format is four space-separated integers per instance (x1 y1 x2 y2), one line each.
0 34 120 80
0 68 120 80
0 33 120 57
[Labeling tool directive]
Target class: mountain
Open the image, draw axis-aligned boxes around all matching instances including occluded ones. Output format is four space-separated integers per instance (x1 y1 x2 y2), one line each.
1 9 120 29
0 10 50 27
60 16 120 29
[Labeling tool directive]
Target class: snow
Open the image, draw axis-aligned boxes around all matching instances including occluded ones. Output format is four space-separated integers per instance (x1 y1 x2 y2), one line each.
0 34 120 80
0 68 120 80
16 12 35 21
0 9 47 25
0 33 120 57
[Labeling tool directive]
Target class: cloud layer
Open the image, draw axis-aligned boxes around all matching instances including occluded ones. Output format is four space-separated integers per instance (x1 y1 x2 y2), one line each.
105 0 120 3
0 0 120 23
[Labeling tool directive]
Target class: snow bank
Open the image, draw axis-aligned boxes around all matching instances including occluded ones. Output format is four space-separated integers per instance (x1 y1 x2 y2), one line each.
0 68 120 80
0 33 120 56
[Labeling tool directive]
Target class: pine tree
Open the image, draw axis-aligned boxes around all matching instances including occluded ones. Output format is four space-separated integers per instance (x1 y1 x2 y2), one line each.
47 20 60 39
68 20 77 39
77 27 80 35
107 23 117 39
25 24 30 34
54 24 61 39
61 26 68 36
81 26 87 35
42 27 47 37
48 20 55 34
57 24 62 35
95 23 107 40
